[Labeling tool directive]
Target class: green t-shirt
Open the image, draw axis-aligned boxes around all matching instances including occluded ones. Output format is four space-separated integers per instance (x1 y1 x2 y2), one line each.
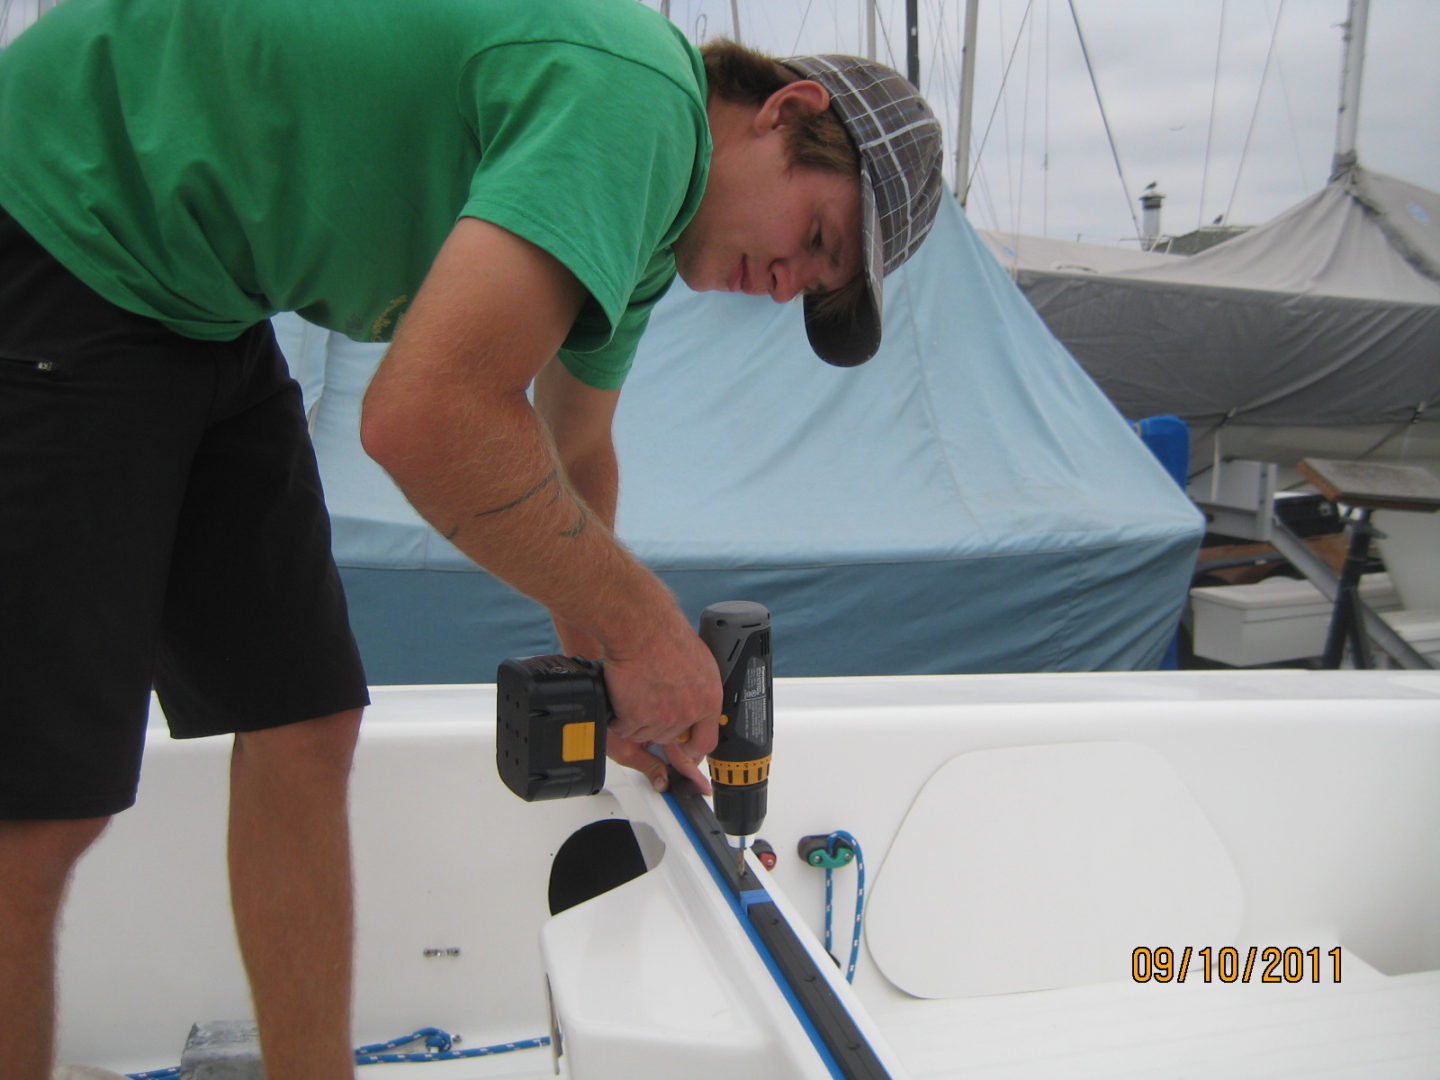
0 0 710 389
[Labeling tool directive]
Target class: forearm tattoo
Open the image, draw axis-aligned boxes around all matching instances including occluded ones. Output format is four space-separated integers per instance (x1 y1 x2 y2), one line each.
559 510 588 539
442 468 589 540
473 469 558 519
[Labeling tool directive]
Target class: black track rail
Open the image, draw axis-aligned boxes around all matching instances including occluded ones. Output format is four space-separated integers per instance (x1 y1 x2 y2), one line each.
665 774 893 1080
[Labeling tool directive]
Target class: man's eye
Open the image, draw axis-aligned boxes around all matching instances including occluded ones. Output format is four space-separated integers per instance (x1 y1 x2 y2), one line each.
811 229 823 253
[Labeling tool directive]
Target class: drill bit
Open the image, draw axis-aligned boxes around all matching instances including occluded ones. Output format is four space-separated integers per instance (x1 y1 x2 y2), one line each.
735 834 753 874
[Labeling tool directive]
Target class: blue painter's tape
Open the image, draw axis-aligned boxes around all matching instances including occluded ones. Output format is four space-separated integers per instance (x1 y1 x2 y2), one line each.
737 888 770 911
661 791 848 1080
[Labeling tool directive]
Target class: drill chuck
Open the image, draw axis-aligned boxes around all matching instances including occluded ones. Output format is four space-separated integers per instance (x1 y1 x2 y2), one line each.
713 787 767 838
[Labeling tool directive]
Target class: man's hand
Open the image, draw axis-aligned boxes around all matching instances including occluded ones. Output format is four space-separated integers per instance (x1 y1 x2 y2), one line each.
600 621 721 793
553 615 719 794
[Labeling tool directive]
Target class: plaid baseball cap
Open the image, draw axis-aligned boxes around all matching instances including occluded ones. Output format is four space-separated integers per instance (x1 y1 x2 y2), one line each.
782 55 945 366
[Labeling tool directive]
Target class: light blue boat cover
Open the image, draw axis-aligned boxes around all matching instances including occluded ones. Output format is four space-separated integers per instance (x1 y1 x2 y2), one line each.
274 193 1203 683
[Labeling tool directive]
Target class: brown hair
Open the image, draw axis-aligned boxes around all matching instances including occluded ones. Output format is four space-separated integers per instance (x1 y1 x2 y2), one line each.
701 40 865 314
700 40 860 179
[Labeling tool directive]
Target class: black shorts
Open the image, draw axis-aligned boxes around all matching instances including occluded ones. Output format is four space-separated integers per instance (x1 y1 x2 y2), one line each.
0 205 369 820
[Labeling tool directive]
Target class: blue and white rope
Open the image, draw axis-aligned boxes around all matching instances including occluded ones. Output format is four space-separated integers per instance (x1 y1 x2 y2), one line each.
125 1027 548 1079
820 830 866 983
353 1027 550 1065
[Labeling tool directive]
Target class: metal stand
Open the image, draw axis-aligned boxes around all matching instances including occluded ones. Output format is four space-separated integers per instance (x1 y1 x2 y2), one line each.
1321 508 1377 669
1297 458 1440 671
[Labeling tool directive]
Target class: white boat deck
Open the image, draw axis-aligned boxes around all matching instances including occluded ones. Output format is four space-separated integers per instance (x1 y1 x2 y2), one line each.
274 964 1440 1080
351 1055 552 1080
873 967 1440 1078
56 670 1440 1079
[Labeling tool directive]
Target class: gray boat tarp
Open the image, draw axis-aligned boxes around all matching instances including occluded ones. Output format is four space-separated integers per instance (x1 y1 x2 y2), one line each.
275 191 1202 684
981 167 1440 440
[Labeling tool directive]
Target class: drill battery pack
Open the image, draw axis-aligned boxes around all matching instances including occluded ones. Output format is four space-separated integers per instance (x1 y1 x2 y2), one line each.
496 655 611 801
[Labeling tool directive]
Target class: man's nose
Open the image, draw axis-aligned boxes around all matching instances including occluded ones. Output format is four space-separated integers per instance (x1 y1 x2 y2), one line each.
768 256 813 304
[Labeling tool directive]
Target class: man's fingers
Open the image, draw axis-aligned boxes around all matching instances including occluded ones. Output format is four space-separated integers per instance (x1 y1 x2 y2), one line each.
687 717 720 759
605 734 714 797
612 715 720 754
605 737 670 792
663 743 713 796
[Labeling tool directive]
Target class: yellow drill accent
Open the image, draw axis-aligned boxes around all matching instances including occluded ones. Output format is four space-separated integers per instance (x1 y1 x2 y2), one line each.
708 755 771 787
561 721 596 762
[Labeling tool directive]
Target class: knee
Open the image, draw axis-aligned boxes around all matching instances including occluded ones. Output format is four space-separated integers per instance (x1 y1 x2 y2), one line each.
0 817 111 897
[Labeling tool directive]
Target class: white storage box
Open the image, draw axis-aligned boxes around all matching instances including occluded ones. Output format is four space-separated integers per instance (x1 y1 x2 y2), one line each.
1380 608 1440 664
1190 573 1400 666
1374 509 1440 611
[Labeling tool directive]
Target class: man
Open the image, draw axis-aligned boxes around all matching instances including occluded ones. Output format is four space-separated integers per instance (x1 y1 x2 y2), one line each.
0 0 943 1076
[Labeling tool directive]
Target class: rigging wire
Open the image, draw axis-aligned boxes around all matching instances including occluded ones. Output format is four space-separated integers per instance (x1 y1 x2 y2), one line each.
1224 0 1287 226
1198 0 1229 227
788 0 816 54
966 0 1036 221
925 0 950 109
998 1 1016 233
1266 0 1314 197
1065 0 1143 241
1043 0 1052 236
874 0 901 77
922 0 957 197
965 111 1006 238
1015 3 1038 238
972 156 1004 239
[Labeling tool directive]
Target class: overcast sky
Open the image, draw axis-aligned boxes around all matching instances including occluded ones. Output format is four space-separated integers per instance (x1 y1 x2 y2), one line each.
648 0 1440 247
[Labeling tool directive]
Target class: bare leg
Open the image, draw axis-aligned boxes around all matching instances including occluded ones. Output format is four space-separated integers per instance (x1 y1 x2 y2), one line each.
0 816 110 1080
228 709 362 1080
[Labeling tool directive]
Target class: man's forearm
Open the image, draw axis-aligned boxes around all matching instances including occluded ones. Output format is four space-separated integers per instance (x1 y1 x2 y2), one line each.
562 445 618 534
548 433 620 657
363 381 673 657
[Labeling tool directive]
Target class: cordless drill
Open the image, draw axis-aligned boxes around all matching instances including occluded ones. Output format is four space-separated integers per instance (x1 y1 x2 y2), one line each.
496 601 773 870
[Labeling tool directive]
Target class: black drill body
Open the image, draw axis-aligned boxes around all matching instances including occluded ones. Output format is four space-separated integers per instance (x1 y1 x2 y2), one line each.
698 602 773 843
496 602 774 852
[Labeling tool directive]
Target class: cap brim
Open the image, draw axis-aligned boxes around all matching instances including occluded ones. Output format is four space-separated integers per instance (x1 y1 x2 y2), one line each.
804 170 885 367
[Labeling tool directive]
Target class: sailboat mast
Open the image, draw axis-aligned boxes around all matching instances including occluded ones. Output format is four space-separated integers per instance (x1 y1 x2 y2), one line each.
906 0 920 85
1331 0 1369 177
955 0 979 204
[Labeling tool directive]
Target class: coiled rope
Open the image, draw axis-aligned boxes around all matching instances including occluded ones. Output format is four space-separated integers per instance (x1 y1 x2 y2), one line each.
125 1027 549 1079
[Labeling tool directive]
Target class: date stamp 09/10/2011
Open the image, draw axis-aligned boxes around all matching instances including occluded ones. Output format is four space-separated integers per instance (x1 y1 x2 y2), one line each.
1132 946 1344 985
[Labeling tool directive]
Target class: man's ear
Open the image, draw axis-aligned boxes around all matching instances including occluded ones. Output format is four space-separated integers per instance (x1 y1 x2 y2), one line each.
755 79 831 132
